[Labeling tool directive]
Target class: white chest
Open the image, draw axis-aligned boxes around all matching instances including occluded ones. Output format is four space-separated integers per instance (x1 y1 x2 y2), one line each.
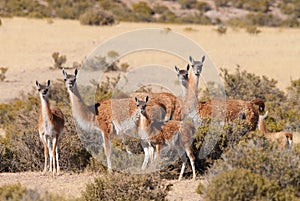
42 115 54 136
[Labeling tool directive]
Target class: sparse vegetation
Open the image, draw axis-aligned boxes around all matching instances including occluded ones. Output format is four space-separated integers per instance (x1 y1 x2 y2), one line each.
0 183 70 201
0 0 298 27
82 173 169 201
83 51 129 72
79 8 115 26
0 67 8 82
199 136 300 200
215 25 227 34
51 52 66 70
246 25 261 34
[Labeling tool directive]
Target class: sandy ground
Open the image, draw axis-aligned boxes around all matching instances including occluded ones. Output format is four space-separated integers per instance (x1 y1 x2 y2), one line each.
0 171 202 200
0 18 300 102
0 172 96 198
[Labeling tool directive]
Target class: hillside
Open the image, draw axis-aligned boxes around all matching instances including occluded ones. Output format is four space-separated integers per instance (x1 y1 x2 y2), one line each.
0 0 299 27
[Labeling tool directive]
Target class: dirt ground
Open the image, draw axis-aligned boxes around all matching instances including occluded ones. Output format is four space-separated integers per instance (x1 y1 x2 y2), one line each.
0 171 202 200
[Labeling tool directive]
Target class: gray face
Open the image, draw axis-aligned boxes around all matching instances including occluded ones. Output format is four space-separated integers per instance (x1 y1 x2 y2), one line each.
135 96 149 116
189 56 205 77
175 65 189 88
36 80 50 98
62 69 78 92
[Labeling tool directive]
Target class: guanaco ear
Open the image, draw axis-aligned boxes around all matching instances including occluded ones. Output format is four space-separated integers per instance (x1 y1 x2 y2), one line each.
135 97 139 105
145 96 149 103
35 80 40 87
74 68 78 77
201 55 205 63
175 66 180 73
46 80 50 87
186 64 190 71
189 56 194 64
62 68 67 78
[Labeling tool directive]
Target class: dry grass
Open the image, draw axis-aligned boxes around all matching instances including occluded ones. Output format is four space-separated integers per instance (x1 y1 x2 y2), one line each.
0 18 300 102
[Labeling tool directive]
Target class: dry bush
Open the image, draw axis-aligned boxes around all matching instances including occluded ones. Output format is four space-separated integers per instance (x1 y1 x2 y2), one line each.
215 25 227 34
246 25 261 34
79 8 114 26
199 168 296 201
82 173 169 201
51 52 66 70
0 67 8 81
132 2 154 22
199 136 300 200
0 183 70 201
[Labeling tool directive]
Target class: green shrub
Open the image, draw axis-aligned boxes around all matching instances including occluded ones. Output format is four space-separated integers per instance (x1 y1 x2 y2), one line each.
79 8 115 26
82 173 169 201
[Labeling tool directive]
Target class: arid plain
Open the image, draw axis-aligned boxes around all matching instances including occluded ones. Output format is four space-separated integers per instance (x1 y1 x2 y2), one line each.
0 17 299 200
0 17 300 103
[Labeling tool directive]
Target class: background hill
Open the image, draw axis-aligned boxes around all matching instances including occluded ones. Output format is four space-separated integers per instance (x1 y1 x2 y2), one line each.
0 0 299 27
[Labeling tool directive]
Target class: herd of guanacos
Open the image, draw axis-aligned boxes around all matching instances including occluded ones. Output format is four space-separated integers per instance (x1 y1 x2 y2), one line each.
35 55 293 180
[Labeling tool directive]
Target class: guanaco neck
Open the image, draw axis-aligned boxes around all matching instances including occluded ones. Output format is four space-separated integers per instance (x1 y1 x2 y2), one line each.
258 116 267 133
138 111 151 139
67 83 96 127
188 72 199 98
40 95 53 123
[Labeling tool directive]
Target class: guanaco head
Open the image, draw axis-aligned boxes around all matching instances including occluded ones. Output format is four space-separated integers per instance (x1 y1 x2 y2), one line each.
135 96 149 117
189 55 205 77
62 68 78 92
36 80 50 98
175 64 189 89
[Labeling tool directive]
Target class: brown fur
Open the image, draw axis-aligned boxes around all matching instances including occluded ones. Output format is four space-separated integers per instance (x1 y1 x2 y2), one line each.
37 81 64 176
135 96 196 180
197 98 265 130
258 112 293 149
63 69 146 171
132 92 177 121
